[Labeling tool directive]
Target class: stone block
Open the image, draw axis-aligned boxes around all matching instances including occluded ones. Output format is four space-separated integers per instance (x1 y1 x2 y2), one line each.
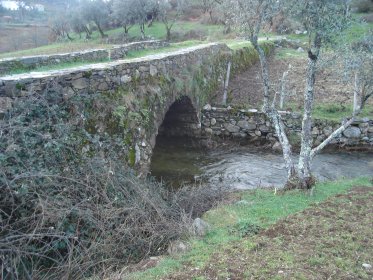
343 126 361 139
224 123 240 133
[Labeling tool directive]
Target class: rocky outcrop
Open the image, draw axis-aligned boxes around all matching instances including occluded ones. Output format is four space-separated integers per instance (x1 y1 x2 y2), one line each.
0 40 169 75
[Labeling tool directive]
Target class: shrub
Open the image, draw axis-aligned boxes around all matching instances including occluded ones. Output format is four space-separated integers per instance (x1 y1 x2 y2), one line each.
0 92 226 279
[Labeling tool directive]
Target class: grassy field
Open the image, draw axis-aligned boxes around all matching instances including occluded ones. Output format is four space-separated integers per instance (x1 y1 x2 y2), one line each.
124 177 372 280
0 21 225 59
0 41 115 59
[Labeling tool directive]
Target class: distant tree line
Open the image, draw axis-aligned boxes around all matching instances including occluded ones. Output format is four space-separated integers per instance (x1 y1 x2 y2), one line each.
50 0 188 41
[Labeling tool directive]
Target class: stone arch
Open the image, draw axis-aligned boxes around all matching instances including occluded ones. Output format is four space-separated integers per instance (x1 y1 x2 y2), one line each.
157 95 201 139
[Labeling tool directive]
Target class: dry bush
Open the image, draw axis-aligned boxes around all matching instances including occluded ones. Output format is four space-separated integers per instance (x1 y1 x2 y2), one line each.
0 93 227 279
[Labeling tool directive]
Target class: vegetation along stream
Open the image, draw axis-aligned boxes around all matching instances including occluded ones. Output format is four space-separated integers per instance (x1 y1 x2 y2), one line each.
151 136 373 189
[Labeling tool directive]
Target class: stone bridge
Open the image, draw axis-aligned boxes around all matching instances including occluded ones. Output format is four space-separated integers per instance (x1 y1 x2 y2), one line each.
1 43 273 173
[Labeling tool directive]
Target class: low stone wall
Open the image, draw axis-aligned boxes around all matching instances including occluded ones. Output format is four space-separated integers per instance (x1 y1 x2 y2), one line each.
201 106 373 148
0 40 169 75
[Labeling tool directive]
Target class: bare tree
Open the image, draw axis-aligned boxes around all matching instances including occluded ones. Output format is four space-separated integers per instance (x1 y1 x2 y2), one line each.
287 0 359 187
224 0 371 189
224 0 297 183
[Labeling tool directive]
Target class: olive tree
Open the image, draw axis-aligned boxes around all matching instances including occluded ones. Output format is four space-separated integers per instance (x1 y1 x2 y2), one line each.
224 0 371 189
158 0 186 41
201 0 222 22
113 0 137 35
80 0 110 38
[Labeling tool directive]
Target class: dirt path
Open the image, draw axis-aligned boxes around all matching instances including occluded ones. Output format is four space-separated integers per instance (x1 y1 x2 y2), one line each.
217 52 361 110
167 187 373 279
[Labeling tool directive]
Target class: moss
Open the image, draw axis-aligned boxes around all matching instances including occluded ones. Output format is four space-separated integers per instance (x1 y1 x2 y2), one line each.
128 147 136 167
83 70 92 78
85 119 97 134
15 83 26 90
124 134 132 146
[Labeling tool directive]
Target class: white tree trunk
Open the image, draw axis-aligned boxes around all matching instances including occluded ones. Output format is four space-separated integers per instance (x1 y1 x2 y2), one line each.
279 65 290 109
298 54 318 182
353 72 362 115
269 110 296 179
310 117 355 159
222 61 232 106
252 39 296 181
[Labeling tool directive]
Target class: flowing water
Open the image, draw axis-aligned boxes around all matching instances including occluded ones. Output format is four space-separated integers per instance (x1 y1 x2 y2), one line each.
151 136 373 189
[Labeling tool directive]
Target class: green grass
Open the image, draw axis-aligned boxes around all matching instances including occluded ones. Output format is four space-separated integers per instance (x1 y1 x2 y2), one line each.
0 21 225 59
125 40 205 59
275 47 305 59
287 102 373 121
0 42 113 59
127 177 372 280
313 103 373 121
3 58 111 75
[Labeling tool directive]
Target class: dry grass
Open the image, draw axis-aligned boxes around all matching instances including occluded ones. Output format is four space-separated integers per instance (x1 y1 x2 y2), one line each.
165 186 373 279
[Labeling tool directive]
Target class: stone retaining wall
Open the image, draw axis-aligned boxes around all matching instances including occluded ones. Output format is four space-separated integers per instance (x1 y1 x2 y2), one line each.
202 106 373 148
0 40 169 75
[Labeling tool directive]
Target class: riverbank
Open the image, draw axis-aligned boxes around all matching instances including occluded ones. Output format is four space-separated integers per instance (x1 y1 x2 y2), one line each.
123 177 373 279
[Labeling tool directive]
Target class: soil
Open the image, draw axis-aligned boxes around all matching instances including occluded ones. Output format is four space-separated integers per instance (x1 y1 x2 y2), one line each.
215 51 373 111
166 186 373 279
0 24 50 53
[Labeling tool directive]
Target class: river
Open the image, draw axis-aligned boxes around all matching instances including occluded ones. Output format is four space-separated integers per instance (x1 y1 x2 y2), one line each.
150 136 373 189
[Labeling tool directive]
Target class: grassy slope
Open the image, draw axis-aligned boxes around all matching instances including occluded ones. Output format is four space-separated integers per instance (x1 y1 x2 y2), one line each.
127 177 372 279
0 21 224 59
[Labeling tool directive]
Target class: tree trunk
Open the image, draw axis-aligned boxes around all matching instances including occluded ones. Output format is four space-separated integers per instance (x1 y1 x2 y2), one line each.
252 40 271 111
95 22 107 38
222 61 232 106
140 23 145 39
310 117 355 160
269 110 297 181
279 66 290 109
298 49 319 189
166 27 171 41
252 39 296 184
353 72 362 115
66 32 73 41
